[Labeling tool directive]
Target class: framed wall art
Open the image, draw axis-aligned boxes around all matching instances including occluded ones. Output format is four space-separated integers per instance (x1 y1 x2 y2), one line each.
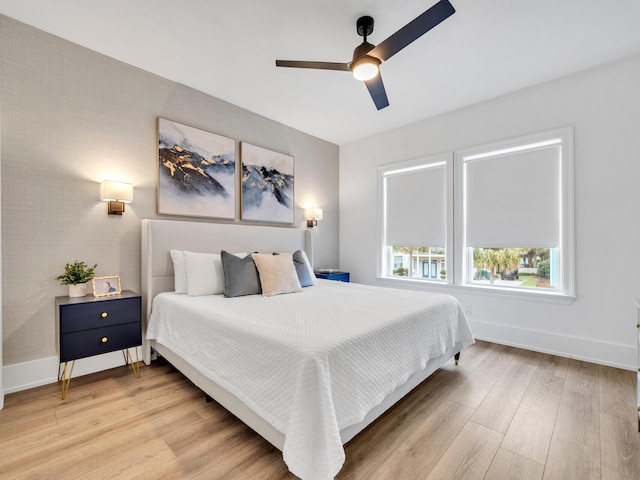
240 142 294 224
93 276 121 297
157 118 236 219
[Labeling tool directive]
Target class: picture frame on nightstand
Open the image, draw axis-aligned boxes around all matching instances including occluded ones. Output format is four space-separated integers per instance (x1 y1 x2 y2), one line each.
93 275 121 297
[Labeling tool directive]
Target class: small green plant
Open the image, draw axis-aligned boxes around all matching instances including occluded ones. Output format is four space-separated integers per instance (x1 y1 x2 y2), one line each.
440 269 446 279
56 261 97 285
537 259 550 279
393 267 408 277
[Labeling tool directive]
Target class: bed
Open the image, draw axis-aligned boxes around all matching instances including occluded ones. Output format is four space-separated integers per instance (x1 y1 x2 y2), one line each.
141 219 474 480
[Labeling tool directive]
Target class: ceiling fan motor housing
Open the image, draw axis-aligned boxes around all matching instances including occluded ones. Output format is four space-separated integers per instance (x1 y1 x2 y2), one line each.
352 41 376 61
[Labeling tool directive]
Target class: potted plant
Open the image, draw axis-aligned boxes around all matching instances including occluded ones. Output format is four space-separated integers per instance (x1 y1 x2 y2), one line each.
56 261 97 297
440 269 446 280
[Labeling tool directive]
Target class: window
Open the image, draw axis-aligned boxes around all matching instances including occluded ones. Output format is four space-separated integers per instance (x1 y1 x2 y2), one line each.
379 153 452 281
456 128 573 295
379 128 574 298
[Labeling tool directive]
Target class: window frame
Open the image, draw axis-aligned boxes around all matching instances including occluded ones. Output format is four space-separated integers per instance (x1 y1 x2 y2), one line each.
454 127 574 298
377 152 454 283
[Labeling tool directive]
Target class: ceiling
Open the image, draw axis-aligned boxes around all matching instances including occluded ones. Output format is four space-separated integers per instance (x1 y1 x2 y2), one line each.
2 0 640 145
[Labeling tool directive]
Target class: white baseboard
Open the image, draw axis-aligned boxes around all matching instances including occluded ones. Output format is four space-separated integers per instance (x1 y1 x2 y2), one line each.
3 323 635 396
469 319 636 371
2 347 140 395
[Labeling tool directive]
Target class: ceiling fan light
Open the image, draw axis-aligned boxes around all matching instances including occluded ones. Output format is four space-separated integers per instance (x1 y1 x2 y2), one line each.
351 57 380 81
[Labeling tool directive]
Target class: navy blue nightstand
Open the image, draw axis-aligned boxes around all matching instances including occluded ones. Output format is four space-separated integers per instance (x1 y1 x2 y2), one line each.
315 271 350 283
55 290 141 399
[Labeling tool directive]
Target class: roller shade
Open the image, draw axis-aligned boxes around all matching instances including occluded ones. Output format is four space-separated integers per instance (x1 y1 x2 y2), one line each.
385 162 446 247
465 145 560 248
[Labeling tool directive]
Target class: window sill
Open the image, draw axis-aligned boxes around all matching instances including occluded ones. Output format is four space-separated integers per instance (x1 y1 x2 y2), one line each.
375 276 576 305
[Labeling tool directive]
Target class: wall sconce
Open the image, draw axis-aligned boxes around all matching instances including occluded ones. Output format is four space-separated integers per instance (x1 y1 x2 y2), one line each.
101 180 133 215
305 207 323 228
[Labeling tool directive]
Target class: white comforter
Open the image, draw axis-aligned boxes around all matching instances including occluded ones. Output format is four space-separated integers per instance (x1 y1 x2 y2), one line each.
146 280 474 480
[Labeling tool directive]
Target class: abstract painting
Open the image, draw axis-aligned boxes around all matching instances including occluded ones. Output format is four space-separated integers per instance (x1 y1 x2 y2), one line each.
157 118 236 219
240 142 294 224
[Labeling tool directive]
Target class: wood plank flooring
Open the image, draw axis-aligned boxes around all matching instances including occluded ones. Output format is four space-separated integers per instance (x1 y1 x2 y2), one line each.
0 341 638 479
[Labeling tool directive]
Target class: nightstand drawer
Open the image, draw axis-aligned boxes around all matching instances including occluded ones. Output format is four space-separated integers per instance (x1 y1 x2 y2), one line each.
59 322 141 362
59 297 140 333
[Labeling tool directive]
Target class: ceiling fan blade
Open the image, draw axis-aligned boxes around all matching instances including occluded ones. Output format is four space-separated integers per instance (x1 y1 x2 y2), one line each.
364 74 389 110
368 0 455 62
275 60 350 72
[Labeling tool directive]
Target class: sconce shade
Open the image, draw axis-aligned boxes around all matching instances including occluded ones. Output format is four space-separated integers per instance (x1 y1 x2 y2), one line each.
305 208 323 221
101 180 133 203
101 180 133 215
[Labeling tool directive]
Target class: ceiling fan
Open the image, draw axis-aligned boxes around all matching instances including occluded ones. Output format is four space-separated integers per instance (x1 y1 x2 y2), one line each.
275 0 456 110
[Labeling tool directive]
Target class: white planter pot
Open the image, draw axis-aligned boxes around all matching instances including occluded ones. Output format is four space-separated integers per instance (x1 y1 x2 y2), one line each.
68 283 87 298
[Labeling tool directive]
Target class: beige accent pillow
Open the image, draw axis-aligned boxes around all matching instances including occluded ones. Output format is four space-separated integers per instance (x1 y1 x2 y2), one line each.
252 253 302 297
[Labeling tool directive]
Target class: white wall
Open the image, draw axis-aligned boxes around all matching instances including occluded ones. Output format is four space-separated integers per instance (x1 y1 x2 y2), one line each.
340 54 640 370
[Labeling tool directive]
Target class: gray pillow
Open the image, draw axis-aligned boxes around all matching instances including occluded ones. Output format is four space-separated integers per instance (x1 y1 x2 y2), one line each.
273 250 314 287
292 250 314 287
221 250 261 297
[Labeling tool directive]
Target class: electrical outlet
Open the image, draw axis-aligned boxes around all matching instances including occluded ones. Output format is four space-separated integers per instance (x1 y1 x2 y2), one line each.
464 304 472 317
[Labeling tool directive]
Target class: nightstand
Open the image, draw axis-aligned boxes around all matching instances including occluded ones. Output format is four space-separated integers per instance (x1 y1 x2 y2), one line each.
315 271 350 282
55 290 142 399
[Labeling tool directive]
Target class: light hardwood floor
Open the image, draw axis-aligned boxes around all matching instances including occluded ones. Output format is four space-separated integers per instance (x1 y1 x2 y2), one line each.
0 341 638 479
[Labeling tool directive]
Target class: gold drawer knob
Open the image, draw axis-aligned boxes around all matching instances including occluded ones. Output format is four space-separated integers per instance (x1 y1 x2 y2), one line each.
101 337 108 343
101 312 108 318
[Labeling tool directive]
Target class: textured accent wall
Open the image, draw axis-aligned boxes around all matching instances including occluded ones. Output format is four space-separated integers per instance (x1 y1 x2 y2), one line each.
0 15 339 366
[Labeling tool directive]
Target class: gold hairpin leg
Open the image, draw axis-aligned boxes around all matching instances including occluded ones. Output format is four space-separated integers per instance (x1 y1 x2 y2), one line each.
123 348 141 379
58 361 75 400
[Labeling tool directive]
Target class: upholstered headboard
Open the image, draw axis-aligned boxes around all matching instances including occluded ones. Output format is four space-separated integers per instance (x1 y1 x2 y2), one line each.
141 219 312 363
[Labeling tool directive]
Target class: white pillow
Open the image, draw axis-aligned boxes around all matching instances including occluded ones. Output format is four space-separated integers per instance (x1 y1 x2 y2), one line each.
169 250 250 295
183 251 224 296
169 250 187 294
252 253 302 297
